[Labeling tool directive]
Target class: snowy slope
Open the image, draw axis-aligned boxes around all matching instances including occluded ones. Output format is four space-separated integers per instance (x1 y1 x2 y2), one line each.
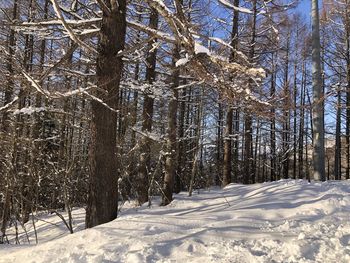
1 180 350 263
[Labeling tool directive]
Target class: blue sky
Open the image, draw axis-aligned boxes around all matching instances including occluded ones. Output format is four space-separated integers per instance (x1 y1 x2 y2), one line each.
297 0 323 18
298 0 311 16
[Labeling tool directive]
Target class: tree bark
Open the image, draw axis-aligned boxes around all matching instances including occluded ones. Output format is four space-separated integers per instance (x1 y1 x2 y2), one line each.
334 82 341 180
311 0 326 181
162 45 180 205
346 3 350 180
86 0 126 228
222 0 240 187
298 60 306 179
243 0 257 184
270 52 276 182
138 9 159 205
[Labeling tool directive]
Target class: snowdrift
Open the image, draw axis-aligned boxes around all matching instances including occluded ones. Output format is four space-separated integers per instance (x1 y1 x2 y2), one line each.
1 180 350 263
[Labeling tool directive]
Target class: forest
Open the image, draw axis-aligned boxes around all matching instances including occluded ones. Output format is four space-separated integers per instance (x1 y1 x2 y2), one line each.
0 0 350 257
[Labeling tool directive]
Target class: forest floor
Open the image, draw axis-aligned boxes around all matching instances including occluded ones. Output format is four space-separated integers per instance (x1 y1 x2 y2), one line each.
1 179 350 263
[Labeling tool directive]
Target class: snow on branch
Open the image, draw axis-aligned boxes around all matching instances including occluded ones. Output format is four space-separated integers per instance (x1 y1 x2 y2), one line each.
13 107 46 115
217 0 253 14
131 127 164 142
20 18 101 27
39 43 79 82
76 90 118 113
22 71 51 98
127 20 176 44
22 71 120 112
0 96 18 112
144 0 267 107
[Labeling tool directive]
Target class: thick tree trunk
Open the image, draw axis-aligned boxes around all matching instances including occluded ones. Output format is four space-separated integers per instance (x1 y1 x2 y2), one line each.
232 109 240 183
86 0 126 228
216 101 223 185
298 60 306 179
162 45 180 205
282 32 290 180
311 0 326 181
223 108 233 186
270 53 276 182
138 9 159 205
175 87 187 193
243 0 257 184
346 6 350 180
243 115 253 184
293 41 298 180
253 120 260 183
1 0 17 131
189 92 203 196
334 82 341 180
1 0 18 242
222 0 240 187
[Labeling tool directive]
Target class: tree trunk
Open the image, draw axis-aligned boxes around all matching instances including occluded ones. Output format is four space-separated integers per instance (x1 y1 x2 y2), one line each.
1 0 18 242
334 82 341 180
311 0 326 181
270 52 276 182
138 9 159 205
243 0 257 184
1 0 17 132
346 4 350 180
292 36 298 180
189 91 203 196
216 101 223 185
222 0 240 187
298 60 306 179
282 31 290 180
175 86 187 193
232 109 240 183
86 0 126 228
162 45 180 205
223 108 233 186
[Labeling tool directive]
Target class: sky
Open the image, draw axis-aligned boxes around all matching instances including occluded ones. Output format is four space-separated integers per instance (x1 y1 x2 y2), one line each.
298 0 311 16
297 0 323 18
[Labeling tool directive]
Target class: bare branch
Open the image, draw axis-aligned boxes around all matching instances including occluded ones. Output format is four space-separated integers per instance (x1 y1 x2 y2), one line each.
50 0 98 54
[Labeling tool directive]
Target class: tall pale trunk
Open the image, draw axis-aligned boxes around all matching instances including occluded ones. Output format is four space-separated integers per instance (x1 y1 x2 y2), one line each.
298 59 306 179
311 0 325 181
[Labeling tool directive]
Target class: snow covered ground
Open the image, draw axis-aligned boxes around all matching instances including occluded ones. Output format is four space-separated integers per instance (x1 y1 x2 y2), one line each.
1 179 350 263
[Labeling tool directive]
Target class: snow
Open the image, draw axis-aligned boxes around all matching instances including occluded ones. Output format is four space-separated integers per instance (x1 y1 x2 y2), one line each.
13 106 46 115
1 180 350 263
194 42 210 55
0 96 18 112
175 54 189 67
22 71 50 98
218 0 253 14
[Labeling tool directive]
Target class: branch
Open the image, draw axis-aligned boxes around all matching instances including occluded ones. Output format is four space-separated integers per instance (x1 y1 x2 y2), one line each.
95 0 111 15
0 96 18 112
127 19 176 44
218 0 253 14
39 43 78 82
50 0 98 54
22 71 51 98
